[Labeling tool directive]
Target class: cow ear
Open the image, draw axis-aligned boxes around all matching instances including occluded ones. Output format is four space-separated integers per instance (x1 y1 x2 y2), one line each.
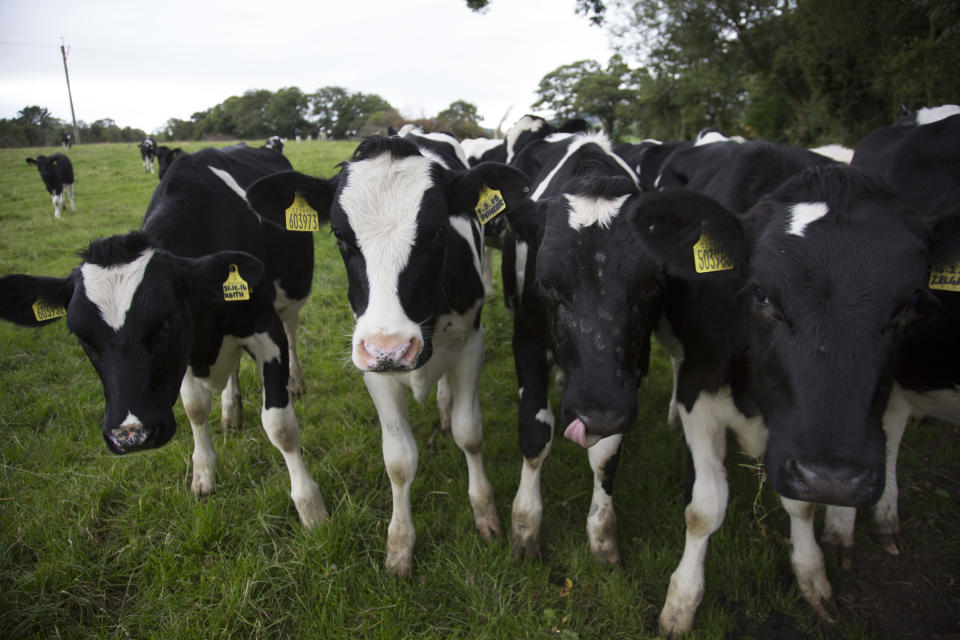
247 170 337 226
25 158 37 165
451 161 531 226
166 251 265 303
630 190 746 279
0 273 75 327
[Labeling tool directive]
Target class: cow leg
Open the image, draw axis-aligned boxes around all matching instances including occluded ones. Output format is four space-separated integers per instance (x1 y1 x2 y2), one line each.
482 246 496 295
276 298 307 399
248 328 327 528
364 371 418 576
659 397 728 638
821 505 857 569
220 365 243 431
66 184 75 211
51 191 62 219
586 434 622 564
509 326 554 561
181 369 218 497
436 373 453 432
781 496 836 622
447 327 501 540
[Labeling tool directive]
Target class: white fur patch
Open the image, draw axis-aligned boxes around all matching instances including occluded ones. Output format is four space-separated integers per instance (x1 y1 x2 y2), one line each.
566 193 629 231
506 115 547 163
695 131 742 146
80 249 155 331
915 104 960 125
449 217 482 279
787 202 829 237
810 144 853 164
531 133 638 201
207 166 247 200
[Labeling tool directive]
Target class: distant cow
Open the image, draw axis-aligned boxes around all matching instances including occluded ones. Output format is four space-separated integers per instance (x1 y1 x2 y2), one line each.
26 153 75 218
139 138 158 173
628 165 960 635
247 127 529 575
156 146 182 180
61 132 73 149
263 136 285 153
0 144 326 528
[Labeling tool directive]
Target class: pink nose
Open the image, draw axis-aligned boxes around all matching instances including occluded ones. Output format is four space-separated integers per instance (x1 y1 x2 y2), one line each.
357 335 421 371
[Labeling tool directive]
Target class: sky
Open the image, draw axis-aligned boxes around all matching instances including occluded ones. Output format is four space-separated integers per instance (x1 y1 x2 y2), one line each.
0 0 615 135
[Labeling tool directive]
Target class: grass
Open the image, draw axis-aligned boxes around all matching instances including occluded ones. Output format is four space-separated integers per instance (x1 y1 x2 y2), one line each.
1 140 957 639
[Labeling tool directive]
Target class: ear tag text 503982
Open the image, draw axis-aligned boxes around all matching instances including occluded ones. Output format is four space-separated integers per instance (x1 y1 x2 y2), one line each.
285 193 319 232
32 298 66 321
222 264 250 301
475 185 506 225
693 223 735 274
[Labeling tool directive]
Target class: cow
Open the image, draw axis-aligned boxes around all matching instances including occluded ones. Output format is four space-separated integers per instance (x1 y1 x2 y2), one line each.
461 136 506 166
264 136 285 154
26 153 75 219
246 126 530 576
157 146 182 180
625 164 960 636
61 131 73 149
614 139 692 192
140 138 158 174
500 130 669 564
0 143 326 528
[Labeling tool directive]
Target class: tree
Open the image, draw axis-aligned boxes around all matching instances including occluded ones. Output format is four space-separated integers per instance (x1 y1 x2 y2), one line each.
265 87 310 137
18 106 52 127
310 87 392 138
435 100 485 138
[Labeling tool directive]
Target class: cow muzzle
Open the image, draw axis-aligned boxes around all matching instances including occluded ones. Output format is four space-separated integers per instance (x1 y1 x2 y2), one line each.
776 456 884 508
355 334 423 372
563 411 629 449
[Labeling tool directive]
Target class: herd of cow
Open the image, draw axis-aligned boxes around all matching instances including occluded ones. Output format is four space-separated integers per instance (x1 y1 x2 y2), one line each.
6 105 959 636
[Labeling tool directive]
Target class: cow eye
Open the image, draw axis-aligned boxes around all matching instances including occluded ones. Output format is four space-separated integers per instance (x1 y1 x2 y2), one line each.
143 318 172 352
753 285 769 306
75 336 100 363
332 229 357 253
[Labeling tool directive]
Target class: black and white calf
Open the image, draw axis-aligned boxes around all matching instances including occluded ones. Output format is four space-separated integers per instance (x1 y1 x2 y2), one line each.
247 128 529 575
630 165 960 636
0 144 326 528
264 136 285 153
26 153 75 218
139 138 158 173
61 131 73 149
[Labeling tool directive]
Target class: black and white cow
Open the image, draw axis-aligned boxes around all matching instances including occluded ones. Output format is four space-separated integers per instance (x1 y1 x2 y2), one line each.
26 153 75 219
157 146 182 180
247 127 529 575
627 164 960 636
264 136 285 154
614 139 692 192
461 136 506 166
61 131 73 149
139 138 158 174
0 143 326 528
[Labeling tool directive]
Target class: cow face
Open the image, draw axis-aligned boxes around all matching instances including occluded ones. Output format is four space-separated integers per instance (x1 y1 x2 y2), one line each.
0 232 264 455
634 166 945 508
246 136 529 374
26 155 69 195
509 177 669 446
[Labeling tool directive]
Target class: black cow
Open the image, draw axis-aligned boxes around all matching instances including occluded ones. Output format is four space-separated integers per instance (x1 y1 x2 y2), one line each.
264 136 285 154
0 144 326 528
247 127 529 575
628 164 960 636
26 153 75 219
139 138 158 174
61 131 73 149
157 146 182 180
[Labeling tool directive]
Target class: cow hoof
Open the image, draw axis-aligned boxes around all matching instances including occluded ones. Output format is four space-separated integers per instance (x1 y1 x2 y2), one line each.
288 378 306 400
809 596 838 624
294 493 329 529
873 529 904 555
385 552 413 577
509 532 540 563
191 476 216 498
221 413 243 433
590 541 620 565
475 514 503 541
658 602 697 639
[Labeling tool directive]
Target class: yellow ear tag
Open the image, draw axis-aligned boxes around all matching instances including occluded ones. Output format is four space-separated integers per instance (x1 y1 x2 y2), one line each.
222 264 250 301
475 184 506 225
284 193 319 232
929 262 960 292
32 298 66 321
693 224 735 273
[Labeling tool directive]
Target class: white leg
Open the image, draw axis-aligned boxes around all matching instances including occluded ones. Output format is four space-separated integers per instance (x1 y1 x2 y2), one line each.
261 404 327 528
482 246 495 295
781 496 835 622
66 184 75 211
667 356 682 428
822 505 857 568
447 328 500 540
51 192 62 219
365 371 418 576
220 365 243 431
587 434 622 564
660 397 728 638
180 369 217 496
510 407 553 561
436 374 453 432
872 386 910 554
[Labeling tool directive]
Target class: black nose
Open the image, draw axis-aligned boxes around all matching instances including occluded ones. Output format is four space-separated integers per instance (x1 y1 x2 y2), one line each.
578 410 629 437
778 456 883 508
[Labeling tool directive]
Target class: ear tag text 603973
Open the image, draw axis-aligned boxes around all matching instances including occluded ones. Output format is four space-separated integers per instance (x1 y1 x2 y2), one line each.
222 264 250 301
32 298 66 322
285 193 319 232
475 185 506 225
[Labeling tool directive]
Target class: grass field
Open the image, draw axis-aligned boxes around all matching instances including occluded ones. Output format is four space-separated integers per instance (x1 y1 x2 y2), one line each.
1 140 957 639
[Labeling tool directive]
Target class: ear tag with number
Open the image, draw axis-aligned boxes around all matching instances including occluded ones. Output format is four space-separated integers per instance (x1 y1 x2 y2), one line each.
285 193 319 232
222 264 250 301
693 223 734 273
929 261 960 292
32 298 66 321
475 185 506 225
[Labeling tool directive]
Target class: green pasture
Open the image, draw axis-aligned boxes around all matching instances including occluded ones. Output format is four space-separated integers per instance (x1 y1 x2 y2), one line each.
0 140 956 639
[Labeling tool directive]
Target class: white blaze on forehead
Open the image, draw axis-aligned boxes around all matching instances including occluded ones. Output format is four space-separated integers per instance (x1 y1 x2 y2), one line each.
916 104 960 125
80 249 155 331
531 133 639 201
207 166 247 200
449 216 483 278
787 201 830 237
506 115 547 163
566 193 630 230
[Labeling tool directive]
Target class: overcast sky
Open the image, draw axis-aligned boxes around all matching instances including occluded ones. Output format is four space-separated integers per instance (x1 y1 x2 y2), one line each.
0 0 615 135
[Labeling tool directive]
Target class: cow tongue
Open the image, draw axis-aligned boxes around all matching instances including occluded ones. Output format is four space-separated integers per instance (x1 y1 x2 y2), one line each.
563 418 603 448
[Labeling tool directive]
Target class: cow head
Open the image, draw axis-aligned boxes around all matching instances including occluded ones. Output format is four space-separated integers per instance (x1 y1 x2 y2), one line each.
26 155 66 194
0 232 264 454
248 135 528 373
156 147 182 180
633 165 958 507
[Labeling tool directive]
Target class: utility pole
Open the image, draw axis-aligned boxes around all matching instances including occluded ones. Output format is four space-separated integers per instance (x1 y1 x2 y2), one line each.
60 38 80 144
